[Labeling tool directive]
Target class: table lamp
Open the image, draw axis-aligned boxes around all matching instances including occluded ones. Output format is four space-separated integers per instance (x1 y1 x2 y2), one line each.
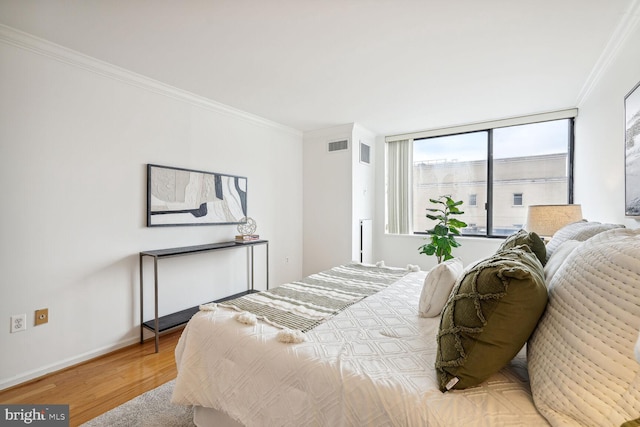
525 204 583 240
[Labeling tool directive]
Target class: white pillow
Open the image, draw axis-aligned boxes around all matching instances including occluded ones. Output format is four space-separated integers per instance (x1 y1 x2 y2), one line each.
543 239 581 285
528 228 640 426
418 258 463 318
544 220 624 262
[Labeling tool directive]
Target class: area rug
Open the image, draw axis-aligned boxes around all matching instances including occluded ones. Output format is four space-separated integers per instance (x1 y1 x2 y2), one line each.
80 379 194 427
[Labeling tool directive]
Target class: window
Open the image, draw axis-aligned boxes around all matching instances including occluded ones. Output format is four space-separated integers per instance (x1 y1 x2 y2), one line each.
513 193 523 206
412 132 488 235
386 114 574 238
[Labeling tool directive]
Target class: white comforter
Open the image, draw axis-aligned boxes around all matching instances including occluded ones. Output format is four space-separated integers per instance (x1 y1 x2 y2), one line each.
172 270 549 426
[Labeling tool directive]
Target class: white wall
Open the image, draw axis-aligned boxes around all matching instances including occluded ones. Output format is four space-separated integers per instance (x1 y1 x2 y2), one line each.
351 124 377 262
0 28 303 389
302 124 353 276
374 14 640 270
574 14 640 228
302 123 377 275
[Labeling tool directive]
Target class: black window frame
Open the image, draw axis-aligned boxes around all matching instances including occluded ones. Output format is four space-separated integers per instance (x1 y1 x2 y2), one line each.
412 118 575 238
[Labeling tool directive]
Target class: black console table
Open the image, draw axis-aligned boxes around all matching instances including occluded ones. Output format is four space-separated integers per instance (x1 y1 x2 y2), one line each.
139 240 269 352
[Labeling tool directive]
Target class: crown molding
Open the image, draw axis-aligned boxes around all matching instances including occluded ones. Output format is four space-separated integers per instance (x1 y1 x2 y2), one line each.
576 0 640 105
0 24 302 137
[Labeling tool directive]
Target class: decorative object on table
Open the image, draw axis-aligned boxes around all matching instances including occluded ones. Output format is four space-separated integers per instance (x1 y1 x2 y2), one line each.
235 234 260 242
418 195 467 264
236 217 258 241
525 204 583 240
237 216 257 234
625 79 640 216
147 164 247 227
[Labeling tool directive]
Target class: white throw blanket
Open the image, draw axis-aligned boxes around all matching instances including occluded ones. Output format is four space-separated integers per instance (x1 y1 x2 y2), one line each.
218 263 409 332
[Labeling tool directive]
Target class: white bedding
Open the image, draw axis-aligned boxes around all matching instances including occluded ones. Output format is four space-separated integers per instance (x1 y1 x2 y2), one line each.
172 269 549 426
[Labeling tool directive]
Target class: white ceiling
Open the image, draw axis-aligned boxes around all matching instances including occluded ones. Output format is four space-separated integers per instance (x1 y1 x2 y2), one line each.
0 0 637 135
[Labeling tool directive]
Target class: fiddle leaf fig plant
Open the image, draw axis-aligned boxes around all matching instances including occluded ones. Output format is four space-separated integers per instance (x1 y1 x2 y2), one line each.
418 195 468 264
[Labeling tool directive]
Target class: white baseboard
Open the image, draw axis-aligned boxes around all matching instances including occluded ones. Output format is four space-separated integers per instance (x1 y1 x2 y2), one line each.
0 336 139 391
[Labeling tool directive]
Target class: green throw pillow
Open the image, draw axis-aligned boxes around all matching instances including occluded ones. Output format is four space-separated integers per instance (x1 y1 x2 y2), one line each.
435 245 548 392
498 229 546 266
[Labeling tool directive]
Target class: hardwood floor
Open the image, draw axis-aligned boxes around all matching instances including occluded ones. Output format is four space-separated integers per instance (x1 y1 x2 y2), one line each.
0 328 183 427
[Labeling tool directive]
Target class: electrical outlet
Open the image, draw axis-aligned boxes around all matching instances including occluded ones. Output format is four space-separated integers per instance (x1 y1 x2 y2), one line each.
35 308 49 326
10 314 27 333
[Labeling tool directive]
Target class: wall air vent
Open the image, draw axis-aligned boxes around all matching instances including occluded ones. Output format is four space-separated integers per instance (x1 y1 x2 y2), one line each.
327 139 349 152
360 142 371 165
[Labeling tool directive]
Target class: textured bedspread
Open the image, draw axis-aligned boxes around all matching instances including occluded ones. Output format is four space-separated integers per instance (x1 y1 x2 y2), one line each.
172 266 549 426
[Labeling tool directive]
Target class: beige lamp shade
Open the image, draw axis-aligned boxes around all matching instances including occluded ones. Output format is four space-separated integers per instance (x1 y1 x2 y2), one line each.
525 204 583 238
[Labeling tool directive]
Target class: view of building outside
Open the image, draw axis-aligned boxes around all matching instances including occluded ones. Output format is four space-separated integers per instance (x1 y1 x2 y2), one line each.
413 119 570 236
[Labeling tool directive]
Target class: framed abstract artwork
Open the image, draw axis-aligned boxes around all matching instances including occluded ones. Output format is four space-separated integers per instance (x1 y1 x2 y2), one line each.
147 164 248 226
625 80 640 216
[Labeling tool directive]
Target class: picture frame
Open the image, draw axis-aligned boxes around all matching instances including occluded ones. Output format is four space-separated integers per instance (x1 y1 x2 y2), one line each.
147 164 248 226
625 80 640 216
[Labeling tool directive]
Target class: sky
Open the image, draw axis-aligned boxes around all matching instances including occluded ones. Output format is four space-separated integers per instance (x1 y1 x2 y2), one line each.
413 119 570 162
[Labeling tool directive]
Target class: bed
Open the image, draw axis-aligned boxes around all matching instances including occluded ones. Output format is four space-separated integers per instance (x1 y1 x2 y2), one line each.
172 224 640 427
171 264 547 426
